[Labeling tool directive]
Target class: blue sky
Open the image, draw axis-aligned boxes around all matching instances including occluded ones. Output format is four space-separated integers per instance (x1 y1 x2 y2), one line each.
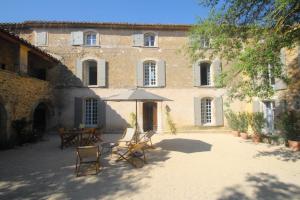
0 0 208 24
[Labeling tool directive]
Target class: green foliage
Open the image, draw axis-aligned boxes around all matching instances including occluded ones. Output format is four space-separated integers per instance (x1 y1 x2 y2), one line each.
129 112 137 128
189 0 299 100
237 112 249 133
276 110 300 140
165 105 177 134
248 112 265 135
225 110 239 131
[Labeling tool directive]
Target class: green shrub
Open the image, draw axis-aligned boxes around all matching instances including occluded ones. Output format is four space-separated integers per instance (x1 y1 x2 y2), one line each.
129 112 137 128
237 112 248 133
248 112 265 135
225 110 239 131
165 105 177 134
276 110 300 140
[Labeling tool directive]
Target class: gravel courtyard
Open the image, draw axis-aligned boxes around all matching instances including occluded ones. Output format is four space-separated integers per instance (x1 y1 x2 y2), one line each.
0 133 299 200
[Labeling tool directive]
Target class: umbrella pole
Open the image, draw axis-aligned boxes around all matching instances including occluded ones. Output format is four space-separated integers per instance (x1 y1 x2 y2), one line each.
135 100 138 143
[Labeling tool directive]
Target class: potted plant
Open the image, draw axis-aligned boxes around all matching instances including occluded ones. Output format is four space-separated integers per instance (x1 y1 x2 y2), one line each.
225 111 240 136
238 112 249 139
277 110 300 151
248 112 265 143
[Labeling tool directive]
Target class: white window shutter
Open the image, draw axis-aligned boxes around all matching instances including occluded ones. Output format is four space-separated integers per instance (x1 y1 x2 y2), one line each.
136 60 144 87
212 59 222 86
97 59 106 87
75 59 83 82
71 31 83 45
193 62 201 87
74 97 83 128
194 97 202 126
36 31 47 46
132 33 144 46
214 97 224 126
274 48 287 90
157 60 166 87
154 34 159 47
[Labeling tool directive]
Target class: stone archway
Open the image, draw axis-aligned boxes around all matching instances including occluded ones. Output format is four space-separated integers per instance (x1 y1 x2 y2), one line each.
32 100 53 135
0 102 8 146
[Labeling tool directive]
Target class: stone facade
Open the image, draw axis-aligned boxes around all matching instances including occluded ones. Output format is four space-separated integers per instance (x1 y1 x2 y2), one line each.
0 28 58 148
3 21 299 134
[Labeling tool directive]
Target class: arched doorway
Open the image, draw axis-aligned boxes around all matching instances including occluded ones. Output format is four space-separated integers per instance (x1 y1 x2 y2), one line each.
143 102 157 132
32 103 48 135
0 103 7 144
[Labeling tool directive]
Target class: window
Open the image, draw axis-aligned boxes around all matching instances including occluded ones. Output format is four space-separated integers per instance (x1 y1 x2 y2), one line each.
144 33 155 47
83 60 97 86
200 62 211 86
201 98 212 124
84 32 97 46
85 98 98 126
144 61 157 86
200 37 210 48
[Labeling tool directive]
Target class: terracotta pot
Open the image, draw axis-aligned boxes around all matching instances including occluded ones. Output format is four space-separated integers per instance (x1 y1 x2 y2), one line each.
240 132 248 139
252 134 261 144
288 140 300 151
232 131 240 137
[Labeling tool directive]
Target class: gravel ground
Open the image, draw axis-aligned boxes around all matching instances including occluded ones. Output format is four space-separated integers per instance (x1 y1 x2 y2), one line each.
0 133 299 200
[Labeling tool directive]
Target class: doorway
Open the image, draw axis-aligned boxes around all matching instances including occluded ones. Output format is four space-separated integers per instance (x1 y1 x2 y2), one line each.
33 103 48 134
143 102 157 132
263 101 274 134
0 103 7 143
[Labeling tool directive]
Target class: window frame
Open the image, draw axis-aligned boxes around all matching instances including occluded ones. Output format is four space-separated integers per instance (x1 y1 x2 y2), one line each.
83 60 98 87
200 62 211 86
143 61 157 87
84 31 98 46
144 32 156 47
201 98 212 125
200 37 210 49
84 98 98 127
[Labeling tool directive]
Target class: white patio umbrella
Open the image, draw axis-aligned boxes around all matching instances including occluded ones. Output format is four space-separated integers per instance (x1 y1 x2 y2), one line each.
103 88 172 134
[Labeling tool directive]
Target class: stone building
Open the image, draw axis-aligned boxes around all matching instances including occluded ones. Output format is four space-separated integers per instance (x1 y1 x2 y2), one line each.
1 21 299 135
0 27 59 148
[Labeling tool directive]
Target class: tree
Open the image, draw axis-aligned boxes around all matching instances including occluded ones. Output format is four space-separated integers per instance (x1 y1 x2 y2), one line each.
189 0 300 101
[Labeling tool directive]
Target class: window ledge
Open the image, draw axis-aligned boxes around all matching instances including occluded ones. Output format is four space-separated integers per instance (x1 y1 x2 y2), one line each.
195 85 217 88
82 45 101 48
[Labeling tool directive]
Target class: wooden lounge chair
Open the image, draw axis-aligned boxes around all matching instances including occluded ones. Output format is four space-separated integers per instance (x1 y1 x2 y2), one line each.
80 128 96 146
75 145 101 176
117 128 137 146
139 130 155 148
58 128 78 149
115 142 147 168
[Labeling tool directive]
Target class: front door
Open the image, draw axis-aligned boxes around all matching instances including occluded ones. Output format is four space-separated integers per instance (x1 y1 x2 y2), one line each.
143 102 157 132
263 101 274 134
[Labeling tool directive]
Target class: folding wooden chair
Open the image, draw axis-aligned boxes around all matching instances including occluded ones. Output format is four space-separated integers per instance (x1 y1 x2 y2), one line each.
139 130 155 148
75 145 101 176
58 128 78 149
117 128 137 146
115 142 147 168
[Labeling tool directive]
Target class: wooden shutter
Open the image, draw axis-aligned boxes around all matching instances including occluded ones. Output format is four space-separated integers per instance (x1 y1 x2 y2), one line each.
97 59 106 87
214 97 224 126
274 48 287 90
97 99 106 127
36 31 47 46
74 97 83 128
71 31 83 45
132 33 144 46
252 100 261 112
75 59 83 82
157 60 166 87
194 97 202 126
193 62 201 87
212 59 222 86
136 60 144 87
